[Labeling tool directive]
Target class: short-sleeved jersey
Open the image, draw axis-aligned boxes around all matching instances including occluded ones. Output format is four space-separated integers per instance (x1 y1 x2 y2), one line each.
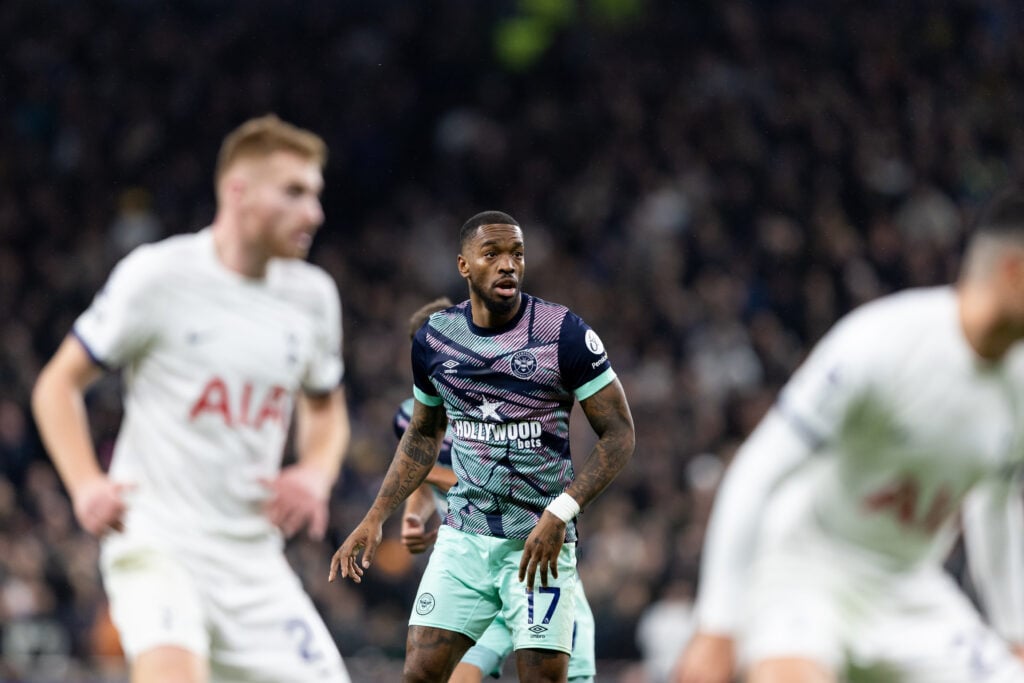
411 294 615 542
772 286 1024 569
73 229 343 540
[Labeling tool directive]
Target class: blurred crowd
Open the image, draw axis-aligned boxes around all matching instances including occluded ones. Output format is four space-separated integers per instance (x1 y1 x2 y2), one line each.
2 0 1023 680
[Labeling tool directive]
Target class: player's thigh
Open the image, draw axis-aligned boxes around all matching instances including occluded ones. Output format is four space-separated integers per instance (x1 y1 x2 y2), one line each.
132 646 208 683
741 548 843 679
498 541 578 656
513 647 570 683
408 526 501 640
100 537 209 665
405 625 476 682
746 658 837 683
206 555 348 683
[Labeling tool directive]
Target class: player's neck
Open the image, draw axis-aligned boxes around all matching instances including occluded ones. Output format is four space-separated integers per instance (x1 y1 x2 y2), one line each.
211 221 269 279
469 296 522 329
958 282 1020 361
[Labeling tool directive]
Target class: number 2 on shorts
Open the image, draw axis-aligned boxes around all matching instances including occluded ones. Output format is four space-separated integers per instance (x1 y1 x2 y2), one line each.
285 618 323 662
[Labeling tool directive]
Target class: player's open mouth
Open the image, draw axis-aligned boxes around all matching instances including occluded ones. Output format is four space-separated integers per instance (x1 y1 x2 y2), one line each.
494 280 517 296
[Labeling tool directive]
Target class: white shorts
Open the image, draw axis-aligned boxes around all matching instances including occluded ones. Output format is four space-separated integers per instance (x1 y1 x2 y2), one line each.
741 534 1024 683
101 532 349 683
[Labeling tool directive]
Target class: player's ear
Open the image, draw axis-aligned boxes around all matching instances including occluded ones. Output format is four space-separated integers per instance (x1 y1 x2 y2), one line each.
999 247 1024 291
457 253 469 278
218 173 247 209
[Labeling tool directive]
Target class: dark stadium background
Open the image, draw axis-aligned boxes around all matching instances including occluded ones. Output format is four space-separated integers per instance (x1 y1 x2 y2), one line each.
0 0 1018 680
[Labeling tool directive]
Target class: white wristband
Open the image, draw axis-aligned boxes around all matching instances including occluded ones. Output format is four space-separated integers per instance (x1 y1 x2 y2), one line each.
545 492 580 523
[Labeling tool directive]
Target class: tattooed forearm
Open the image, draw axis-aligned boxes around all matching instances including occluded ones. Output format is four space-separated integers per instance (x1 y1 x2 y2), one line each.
403 428 440 466
369 405 446 520
569 433 633 508
568 378 635 509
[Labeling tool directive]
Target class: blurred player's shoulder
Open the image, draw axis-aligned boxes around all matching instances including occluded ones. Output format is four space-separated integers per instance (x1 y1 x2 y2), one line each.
105 229 209 290
422 300 466 330
835 286 956 340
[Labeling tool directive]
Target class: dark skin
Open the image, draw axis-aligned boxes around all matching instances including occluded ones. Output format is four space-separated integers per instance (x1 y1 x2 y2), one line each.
330 223 635 682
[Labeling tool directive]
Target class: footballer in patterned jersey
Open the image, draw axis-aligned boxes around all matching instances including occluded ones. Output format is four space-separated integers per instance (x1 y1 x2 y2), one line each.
333 211 634 682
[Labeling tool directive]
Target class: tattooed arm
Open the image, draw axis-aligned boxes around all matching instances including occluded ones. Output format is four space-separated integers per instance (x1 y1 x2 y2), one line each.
330 399 446 583
519 378 635 590
566 377 636 509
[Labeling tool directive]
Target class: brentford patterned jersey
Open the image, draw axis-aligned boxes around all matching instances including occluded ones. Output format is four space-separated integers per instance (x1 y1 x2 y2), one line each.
73 229 343 539
411 294 616 542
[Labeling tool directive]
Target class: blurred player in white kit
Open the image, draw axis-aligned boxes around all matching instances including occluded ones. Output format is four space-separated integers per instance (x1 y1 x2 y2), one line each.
675 189 1024 683
32 114 351 683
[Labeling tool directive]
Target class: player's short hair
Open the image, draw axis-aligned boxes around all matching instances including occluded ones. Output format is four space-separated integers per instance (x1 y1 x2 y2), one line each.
962 187 1024 278
973 187 1024 242
215 114 327 187
459 211 520 250
408 297 453 340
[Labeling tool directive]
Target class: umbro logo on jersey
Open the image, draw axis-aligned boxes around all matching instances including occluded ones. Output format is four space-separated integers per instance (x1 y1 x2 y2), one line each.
442 359 459 374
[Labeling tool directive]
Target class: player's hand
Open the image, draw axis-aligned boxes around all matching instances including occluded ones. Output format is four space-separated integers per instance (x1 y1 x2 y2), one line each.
71 475 132 536
518 510 566 592
671 631 735 683
329 517 383 584
1011 642 1024 665
261 464 330 540
401 512 437 554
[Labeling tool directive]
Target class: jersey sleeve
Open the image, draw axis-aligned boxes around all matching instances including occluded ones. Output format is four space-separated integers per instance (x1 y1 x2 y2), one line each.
72 245 162 369
411 323 442 407
775 305 882 447
558 312 616 401
696 304 885 634
302 272 344 394
695 410 814 634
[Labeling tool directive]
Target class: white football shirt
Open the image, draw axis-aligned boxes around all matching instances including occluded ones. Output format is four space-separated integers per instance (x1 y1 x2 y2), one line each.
698 286 1024 637
776 286 1024 565
74 229 343 540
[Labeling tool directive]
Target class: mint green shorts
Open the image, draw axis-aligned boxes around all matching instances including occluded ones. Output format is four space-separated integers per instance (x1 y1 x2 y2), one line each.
462 578 596 681
409 525 578 654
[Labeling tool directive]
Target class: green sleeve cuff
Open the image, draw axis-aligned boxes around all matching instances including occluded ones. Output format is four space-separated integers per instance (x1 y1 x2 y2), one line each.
414 384 443 407
574 368 616 401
